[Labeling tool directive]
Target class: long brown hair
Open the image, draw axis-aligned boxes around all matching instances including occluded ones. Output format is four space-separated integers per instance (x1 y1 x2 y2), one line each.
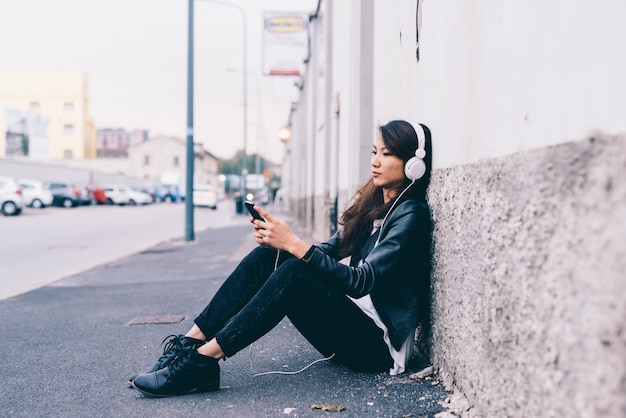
337 120 432 258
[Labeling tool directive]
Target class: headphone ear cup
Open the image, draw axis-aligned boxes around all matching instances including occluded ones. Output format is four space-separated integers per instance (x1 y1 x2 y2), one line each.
404 156 426 180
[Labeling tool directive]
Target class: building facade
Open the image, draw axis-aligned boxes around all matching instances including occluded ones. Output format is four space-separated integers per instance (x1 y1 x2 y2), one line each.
96 128 149 158
283 1 626 417
127 136 219 188
0 70 96 160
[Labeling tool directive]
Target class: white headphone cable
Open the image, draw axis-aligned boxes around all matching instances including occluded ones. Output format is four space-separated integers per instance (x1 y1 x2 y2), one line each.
251 181 411 378
252 353 336 377
274 249 280 270
374 179 415 247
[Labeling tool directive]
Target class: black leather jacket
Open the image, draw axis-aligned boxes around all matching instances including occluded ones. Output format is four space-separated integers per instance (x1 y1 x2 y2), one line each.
303 199 432 350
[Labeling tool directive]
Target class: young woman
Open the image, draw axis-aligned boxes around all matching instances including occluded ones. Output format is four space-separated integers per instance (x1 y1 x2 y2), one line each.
130 119 433 397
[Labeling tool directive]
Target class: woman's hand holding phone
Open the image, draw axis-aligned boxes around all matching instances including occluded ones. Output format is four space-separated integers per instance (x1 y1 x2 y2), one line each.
247 201 269 246
246 203 310 258
244 200 265 221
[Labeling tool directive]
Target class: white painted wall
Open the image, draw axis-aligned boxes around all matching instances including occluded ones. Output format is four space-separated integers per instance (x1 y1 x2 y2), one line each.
332 1 357 200
288 0 626 222
373 0 626 167
287 0 626 220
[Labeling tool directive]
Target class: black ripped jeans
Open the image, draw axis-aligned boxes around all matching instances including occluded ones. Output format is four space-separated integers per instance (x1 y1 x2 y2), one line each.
193 246 393 372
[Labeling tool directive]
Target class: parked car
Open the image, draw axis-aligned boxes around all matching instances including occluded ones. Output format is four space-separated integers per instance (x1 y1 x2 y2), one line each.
127 188 153 205
77 183 95 205
46 182 90 208
193 184 218 209
157 184 184 203
102 184 132 205
0 176 23 216
17 179 53 208
87 182 107 205
138 186 158 203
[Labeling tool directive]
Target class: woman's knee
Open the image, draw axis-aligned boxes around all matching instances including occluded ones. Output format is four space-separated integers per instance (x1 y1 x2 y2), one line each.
273 258 315 284
277 257 303 270
260 259 316 297
238 246 279 271
247 245 277 261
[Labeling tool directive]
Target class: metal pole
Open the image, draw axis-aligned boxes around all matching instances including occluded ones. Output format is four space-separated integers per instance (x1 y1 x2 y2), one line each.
240 11 248 201
185 0 195 241
255 76 261 177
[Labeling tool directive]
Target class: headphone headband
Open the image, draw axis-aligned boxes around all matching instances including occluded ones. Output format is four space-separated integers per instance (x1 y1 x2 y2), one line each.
415 123 426 159
404 122 429 181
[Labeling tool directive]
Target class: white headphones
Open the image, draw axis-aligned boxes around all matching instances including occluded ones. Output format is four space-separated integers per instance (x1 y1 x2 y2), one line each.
404 123 428 180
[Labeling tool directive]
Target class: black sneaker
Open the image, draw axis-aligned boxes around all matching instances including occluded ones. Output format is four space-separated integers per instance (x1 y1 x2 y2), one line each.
127 334 205 385
132 348 220 397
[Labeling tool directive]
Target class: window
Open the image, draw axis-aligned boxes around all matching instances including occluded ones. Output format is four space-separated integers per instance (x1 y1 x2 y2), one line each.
64 124 74 136
64 102 74 112
173 156 179 166
144 155 150 166
30 102 40 112
63 150 73 159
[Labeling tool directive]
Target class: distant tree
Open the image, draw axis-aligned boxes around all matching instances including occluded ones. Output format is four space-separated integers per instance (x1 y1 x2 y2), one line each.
218 150 269 176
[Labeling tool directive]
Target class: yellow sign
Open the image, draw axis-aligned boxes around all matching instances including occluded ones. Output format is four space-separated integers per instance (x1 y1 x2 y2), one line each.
265 16 306 33
263 12 309 77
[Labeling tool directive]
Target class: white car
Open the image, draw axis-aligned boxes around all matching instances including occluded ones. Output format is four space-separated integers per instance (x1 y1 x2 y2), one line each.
102 184 132 205
127 188 153 205
17 179 54 208
103 184 153 206
0 176 23 216
193 184 218 209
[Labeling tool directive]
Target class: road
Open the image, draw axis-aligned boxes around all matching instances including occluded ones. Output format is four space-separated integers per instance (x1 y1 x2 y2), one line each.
0 200 248 300
0 201 450 418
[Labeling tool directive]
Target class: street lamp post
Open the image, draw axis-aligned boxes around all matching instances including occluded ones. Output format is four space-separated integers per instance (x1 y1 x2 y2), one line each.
184 0 195 242
225 68 261 178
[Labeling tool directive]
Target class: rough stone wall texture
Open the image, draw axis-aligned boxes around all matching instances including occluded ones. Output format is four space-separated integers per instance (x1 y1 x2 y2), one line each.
428 135 626 418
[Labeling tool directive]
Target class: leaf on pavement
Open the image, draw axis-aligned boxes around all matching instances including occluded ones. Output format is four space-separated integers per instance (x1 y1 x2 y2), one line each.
310 404 346 412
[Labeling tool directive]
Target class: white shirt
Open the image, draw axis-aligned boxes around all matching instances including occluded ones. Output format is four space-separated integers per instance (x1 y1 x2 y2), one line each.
347 219 414 375
348 293 414 375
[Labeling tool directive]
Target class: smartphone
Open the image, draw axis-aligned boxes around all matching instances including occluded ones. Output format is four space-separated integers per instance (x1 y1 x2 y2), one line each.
244 200 265 221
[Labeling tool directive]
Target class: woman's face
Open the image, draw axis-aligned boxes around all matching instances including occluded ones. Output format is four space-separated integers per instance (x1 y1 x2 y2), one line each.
371 133 406 199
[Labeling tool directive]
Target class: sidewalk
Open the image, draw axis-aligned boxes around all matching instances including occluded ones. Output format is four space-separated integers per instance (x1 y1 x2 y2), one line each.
0 210 451 418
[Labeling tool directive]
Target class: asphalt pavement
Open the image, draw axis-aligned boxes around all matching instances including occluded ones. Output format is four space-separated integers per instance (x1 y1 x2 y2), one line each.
0 209 450 418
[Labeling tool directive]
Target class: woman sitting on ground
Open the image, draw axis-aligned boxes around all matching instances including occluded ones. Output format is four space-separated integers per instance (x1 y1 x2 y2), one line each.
129 119 433 397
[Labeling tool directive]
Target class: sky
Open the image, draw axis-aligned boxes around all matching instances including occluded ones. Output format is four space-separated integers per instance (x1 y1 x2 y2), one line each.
0 0 318 163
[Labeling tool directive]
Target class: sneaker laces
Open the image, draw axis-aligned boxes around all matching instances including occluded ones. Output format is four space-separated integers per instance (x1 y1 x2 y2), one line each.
166 346 195 374
156 334 184 363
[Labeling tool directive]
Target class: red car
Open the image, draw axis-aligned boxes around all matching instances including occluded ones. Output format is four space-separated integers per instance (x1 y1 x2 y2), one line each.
87 182 107 205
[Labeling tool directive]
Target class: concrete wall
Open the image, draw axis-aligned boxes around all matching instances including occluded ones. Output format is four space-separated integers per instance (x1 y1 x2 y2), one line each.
428 134 626 417
0 158 145 187
372 0 626 166
0 136 220 190
283 0 626 415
